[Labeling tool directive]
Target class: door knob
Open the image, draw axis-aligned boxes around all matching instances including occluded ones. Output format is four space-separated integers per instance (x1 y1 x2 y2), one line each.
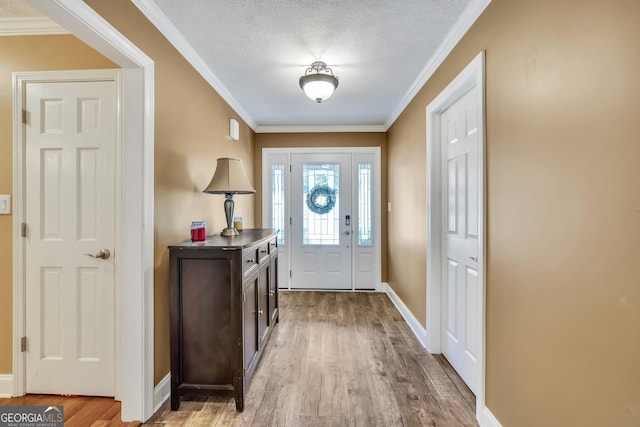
344 230 351 235
85 249 111 260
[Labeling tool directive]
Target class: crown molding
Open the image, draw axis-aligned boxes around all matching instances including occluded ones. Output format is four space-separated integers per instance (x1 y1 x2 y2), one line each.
384 0 491 130
255 124 386 134
131 0 257 130
0 16 69 36
132 0 490 133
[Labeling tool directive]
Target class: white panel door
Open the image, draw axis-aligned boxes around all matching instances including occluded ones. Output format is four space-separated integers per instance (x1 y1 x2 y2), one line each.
291 153 352 289
441 87 481 395
25 80 116 396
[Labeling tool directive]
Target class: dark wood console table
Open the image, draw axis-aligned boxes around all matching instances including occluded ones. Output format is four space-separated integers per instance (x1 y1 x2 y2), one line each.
168 229 279 411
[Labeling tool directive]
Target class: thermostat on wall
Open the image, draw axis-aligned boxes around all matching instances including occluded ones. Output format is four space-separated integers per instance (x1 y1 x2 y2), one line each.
229 118 239 141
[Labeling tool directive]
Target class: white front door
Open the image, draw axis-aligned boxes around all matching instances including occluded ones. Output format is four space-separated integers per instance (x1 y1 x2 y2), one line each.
290 153 352 289
441 87 481 395
24 79 116 396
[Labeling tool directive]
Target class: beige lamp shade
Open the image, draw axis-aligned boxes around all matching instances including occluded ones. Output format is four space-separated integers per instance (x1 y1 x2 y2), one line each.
203 158 255 194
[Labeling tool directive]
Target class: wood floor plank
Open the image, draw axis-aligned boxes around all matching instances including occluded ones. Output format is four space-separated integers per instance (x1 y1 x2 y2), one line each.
2 292 476 426
0 395 140 426
147 291 478 426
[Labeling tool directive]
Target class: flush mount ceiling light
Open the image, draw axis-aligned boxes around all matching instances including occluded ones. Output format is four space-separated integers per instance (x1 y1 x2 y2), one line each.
299 61 339 103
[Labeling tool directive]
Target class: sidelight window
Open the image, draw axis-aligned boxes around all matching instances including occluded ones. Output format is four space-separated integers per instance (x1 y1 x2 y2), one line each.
271 164 286 244
357 162 373 246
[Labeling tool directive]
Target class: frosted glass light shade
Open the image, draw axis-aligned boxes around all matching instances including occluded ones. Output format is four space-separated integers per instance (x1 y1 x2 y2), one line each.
299 61 339 103
299 74 338 103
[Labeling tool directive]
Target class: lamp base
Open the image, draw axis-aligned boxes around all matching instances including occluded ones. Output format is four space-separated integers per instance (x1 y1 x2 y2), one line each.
220 227 239 237
220 194 239 237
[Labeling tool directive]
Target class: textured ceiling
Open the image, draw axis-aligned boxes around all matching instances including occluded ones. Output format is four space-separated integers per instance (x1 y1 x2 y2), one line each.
0 0 67 36
0 0 41 17
7 0 487 131
137 0 484 131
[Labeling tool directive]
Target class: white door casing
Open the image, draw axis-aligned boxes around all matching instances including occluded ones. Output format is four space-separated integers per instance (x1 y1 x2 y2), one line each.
13 1 155 421
291 153 352 289
441 87 480 395
25 79 116 395
426 51 486 422
262 147 381 291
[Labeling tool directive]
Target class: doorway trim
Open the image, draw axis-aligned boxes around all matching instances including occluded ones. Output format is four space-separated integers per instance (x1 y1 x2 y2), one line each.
14 0 155 421
425 51 486 422
262 147 382 291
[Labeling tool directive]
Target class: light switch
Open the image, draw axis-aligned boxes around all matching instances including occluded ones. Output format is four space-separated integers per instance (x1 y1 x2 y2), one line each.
0 195 10 214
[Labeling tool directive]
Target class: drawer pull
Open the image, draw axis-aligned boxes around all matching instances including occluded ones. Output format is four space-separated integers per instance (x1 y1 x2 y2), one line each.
261 249 267 253
246 258 255 263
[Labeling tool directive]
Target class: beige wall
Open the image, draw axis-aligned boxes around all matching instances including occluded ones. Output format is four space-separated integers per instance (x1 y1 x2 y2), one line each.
85 0 256 385
387 0 640 425
255 132 388 281
5 1 638 424
0 35 117 375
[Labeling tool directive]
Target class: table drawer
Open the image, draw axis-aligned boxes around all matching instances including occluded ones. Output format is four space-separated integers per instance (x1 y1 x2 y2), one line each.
258 242 269 263
242 248 258 275
268 237 277 254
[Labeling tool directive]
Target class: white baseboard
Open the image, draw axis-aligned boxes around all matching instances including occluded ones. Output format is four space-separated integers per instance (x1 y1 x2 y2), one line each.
153 373 170 414
0 374 13 398
381 283 428 348
480 406 503 427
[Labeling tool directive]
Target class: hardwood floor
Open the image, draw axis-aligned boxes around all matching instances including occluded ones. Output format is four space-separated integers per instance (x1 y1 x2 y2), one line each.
147 291 477 426
1 292 476 426
0 394 140 426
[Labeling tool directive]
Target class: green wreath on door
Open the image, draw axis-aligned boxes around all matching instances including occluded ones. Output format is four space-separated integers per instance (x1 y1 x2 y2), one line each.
306 184 337 215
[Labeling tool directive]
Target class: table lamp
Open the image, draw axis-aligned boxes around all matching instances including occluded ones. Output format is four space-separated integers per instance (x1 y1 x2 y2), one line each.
203 158 255 236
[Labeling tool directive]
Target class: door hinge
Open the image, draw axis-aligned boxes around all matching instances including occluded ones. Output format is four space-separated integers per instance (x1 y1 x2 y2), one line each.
289 164 292 172
21 336 27 352
289 270 292 278
22 109 27 125
289 217 292 225
242 292 245 303
21 223 27 238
